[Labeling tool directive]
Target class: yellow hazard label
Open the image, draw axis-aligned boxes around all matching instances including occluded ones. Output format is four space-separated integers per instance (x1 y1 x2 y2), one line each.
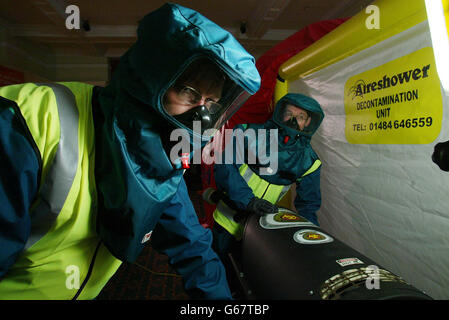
274 212 307 223
303 232 326 241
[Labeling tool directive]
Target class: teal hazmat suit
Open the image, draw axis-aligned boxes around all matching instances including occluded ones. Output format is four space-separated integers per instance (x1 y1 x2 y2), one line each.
0 3 260 299
213 93 324 242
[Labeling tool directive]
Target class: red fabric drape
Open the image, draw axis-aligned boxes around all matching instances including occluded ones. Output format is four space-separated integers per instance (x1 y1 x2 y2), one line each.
199 18 348 228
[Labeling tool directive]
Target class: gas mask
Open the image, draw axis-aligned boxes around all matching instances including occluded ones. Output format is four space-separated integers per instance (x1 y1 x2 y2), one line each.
285 116 301 131
273 100 317 136
162 57 251 141
173 105 213 129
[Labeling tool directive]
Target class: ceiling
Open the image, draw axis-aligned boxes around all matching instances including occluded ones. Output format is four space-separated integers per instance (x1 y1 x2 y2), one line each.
1 0 374 59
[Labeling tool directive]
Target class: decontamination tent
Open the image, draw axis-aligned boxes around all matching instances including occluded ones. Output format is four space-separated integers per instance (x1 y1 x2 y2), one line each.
275 0 449 299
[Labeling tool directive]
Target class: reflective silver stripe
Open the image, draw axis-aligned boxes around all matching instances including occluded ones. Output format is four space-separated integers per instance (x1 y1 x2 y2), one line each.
216 201 237 222
277 184 291 202
242 164 290 201
25 83 79 249
241 164 254 183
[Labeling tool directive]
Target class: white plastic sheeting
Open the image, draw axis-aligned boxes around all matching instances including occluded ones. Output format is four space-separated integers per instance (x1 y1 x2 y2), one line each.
290 21 449 299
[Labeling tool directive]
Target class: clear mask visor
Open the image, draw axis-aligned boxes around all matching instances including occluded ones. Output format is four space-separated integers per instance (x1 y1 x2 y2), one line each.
162 57 249 138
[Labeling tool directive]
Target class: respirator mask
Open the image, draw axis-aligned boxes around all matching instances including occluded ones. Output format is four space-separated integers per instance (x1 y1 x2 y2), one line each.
163 57 251 141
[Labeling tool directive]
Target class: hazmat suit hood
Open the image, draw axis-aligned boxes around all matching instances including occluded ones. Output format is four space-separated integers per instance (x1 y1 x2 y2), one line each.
94 3 260 262
114 3 260 143
272 93 324 139
245 93 324 185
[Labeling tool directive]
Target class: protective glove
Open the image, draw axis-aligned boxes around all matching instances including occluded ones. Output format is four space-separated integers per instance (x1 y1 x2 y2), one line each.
246 197 278 216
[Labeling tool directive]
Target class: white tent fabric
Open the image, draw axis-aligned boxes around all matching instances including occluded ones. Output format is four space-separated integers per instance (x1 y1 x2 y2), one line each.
290 21 449 299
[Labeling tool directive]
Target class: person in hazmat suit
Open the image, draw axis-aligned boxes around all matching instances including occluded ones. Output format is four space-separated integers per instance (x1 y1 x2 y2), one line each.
0 3 260 300
204 93 324 261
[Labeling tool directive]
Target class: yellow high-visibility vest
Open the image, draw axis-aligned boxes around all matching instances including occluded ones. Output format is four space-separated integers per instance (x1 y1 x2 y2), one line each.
0 82 121 299
213 158 321 240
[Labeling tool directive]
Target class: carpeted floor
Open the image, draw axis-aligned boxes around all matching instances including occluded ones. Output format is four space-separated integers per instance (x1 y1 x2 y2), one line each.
96 165 206 300
96 245 189 300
